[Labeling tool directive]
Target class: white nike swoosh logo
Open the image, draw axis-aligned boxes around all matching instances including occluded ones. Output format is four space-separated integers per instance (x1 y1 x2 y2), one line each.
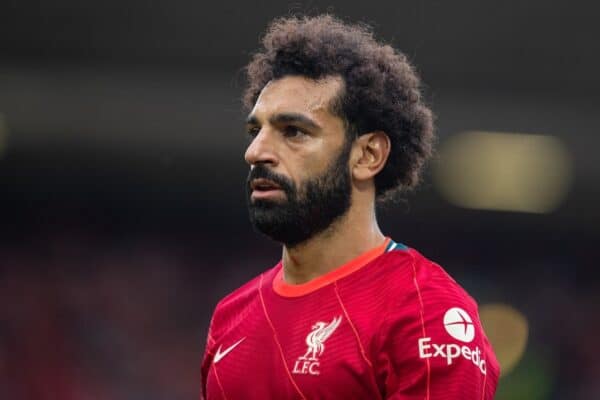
214 337 246 363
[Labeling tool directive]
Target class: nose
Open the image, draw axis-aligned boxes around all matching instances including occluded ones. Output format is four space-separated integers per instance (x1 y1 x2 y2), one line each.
244 128 278 166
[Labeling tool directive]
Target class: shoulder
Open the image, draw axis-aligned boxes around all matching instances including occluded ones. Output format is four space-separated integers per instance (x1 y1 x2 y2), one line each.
215 271 263 310
209 263 279 334
409 248 480 319
373 245 500 396
372 244 484 348
375 245 477 312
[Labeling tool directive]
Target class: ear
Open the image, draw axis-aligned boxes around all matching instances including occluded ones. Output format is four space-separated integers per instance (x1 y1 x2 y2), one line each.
351 131 391 182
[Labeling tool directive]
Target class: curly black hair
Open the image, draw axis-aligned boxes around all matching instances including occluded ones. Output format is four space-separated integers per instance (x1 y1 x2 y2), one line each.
243 14 434 202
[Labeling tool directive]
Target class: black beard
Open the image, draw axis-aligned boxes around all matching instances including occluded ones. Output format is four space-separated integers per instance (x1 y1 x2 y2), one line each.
245 140 352 248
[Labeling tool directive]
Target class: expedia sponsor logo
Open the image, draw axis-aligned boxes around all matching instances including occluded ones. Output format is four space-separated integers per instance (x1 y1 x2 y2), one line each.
418 337 487 374
443 307 474 342
417 307 487 375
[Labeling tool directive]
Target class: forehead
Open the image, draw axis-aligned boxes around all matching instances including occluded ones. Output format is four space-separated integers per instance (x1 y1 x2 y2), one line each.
251 75 343 119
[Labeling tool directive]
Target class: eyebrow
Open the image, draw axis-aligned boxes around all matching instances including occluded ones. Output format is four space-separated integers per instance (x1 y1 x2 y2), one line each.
245 112 322 131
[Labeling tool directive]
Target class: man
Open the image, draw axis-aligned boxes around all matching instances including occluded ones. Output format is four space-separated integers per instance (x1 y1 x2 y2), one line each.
201 14 499 399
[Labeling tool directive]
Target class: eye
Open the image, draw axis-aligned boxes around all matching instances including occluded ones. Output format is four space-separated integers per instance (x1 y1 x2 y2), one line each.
246 126 260 139
282 125 306 138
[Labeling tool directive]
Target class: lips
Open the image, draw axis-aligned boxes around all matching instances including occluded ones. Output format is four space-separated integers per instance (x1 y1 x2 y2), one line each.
249 178 285 201
250 178 282 191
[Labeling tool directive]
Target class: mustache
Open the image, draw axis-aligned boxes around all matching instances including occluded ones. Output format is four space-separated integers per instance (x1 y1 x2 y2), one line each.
247 164 294 194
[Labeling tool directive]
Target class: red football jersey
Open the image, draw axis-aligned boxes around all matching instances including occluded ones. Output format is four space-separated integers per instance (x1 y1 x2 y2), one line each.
201 238 499 399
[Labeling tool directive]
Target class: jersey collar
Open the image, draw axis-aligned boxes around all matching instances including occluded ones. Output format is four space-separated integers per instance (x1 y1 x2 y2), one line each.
272 237 392 297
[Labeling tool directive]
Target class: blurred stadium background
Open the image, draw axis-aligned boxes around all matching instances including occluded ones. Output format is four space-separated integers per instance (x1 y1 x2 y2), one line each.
1 1 598 399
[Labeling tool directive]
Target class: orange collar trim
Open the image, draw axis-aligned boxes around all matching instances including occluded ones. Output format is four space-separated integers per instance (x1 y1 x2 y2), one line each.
272 237 391 297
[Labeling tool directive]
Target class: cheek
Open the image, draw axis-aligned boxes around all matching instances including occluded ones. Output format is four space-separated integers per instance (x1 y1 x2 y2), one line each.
286 136 344 183
293 155 327 183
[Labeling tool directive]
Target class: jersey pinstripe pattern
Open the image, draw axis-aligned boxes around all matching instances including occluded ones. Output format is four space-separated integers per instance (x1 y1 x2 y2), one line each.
201 239 499 399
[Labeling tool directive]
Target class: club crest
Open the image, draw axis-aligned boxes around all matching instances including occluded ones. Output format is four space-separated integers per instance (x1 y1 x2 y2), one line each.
292 315 342 375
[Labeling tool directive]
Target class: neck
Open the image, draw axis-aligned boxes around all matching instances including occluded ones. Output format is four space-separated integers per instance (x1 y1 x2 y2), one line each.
281 199 385 285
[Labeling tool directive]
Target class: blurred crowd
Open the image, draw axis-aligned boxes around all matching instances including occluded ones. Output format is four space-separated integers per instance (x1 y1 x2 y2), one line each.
0 230 232 400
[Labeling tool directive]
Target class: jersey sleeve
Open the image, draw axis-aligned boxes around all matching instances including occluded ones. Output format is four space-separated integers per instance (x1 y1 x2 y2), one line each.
375 256 499 399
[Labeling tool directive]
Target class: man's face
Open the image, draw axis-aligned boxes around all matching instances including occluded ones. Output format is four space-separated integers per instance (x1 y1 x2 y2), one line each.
244 75 353 247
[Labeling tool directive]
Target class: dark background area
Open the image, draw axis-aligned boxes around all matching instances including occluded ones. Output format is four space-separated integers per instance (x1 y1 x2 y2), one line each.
0 1 598 399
